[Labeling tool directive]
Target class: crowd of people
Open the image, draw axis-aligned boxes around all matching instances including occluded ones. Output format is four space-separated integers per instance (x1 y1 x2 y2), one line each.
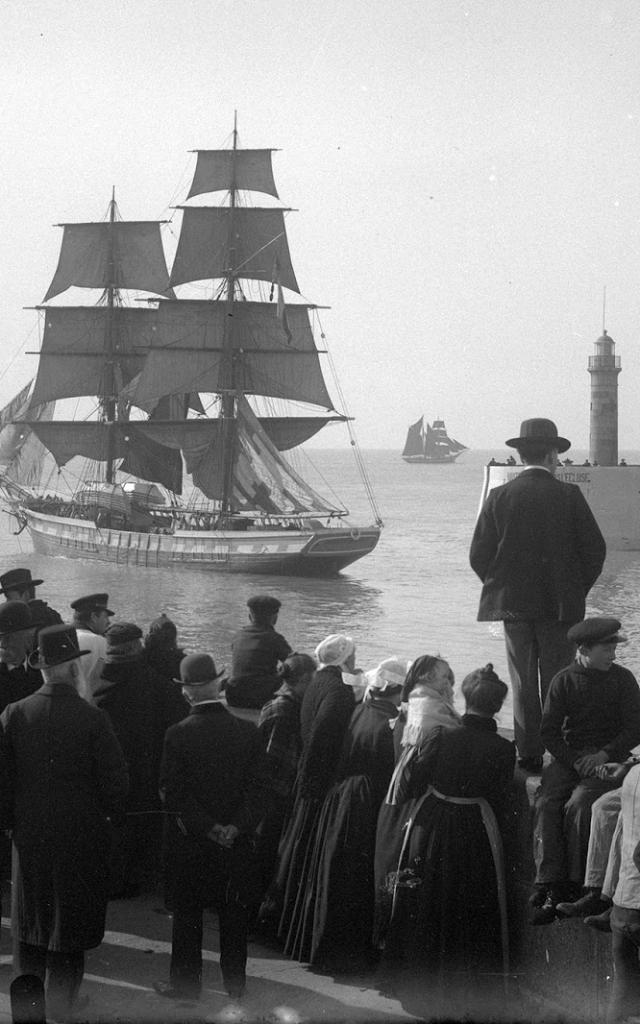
0 416 640 1022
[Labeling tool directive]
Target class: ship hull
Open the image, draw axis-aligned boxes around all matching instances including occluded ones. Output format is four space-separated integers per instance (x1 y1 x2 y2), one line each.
402 453 462 464
479 464 640 550
22 510 381 576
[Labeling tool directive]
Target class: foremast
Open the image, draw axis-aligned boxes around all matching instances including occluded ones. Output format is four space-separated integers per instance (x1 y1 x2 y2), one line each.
220 115 239 520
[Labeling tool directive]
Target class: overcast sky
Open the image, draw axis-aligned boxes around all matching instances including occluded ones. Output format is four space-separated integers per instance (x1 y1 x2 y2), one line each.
2 0 640 451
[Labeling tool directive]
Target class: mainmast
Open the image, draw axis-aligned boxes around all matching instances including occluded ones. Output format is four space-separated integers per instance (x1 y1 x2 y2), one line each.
220 115 239 519
104 188 117 485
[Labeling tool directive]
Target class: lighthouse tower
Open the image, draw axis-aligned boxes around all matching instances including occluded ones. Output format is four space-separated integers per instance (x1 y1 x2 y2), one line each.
588 329 621 466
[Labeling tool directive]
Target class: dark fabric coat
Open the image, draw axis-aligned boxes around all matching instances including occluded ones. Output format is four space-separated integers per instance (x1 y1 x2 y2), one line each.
297 665 356 800
0 683 129 951
227 624 292 709
0 663 43 715
93 657 188 812
273 666 356 954
540 661 640 768
160 701 270 909
469 468 606 622
304 697 398 968
141 644 185 685
383 716 516 978
28 598 62 629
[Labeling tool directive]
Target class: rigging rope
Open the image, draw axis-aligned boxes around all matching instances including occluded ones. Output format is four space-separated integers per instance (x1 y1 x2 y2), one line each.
315 311 384 527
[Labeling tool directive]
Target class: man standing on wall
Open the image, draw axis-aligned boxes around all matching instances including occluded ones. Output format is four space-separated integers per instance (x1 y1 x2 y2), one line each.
470 418 606 773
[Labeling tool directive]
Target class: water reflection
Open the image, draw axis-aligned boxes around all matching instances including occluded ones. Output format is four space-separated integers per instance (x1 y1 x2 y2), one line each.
588 550 640 676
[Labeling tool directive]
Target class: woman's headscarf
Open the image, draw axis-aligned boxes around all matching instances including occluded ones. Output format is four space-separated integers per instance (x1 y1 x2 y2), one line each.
364 657 412 700
314 633 355 669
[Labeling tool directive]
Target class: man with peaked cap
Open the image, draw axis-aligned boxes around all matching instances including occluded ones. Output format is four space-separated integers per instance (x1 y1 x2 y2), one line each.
70 592 114 701
154 653 270 1003
93 622 188 898
0 567 62 630
226 595 292 713
0 624 129 1022
470 418 606 773
529 617 640 925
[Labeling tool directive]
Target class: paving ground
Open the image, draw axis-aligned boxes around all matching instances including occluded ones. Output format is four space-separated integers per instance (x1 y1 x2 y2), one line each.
0 894 419 1024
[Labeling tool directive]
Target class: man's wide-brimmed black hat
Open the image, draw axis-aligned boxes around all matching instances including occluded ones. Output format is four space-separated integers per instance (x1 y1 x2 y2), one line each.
505 418 571 454
0 568 43 595
30 624 90 669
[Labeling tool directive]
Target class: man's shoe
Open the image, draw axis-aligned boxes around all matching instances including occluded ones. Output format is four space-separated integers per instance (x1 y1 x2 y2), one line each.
518 757 544 773
585 907 612 933
556 890 610 918
529 889 561 925
528 886 548 908
224 977 246 999
153 980 199 1001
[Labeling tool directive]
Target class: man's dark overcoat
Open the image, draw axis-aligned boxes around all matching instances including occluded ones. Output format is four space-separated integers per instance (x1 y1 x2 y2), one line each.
160 702 270 909
0 663 43 714
0 683 129 951
93 657 187 811
470 468 606 622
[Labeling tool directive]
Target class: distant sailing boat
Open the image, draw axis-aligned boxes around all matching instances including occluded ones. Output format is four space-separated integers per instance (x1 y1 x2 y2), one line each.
0 121 382 576
402 417 468 464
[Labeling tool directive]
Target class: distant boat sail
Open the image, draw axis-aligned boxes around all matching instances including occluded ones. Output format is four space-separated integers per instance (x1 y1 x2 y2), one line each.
0 121 383 576
402 417 468 464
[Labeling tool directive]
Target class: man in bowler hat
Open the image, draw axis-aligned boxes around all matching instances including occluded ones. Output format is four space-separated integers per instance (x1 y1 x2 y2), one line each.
470 418 606 772
0 603 44 714
0 568 62 630
530 617 640 924
0 624 129 1021
154 653 269 1002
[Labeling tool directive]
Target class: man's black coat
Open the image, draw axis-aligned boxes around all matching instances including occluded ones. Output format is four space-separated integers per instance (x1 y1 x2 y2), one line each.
470 468 606 623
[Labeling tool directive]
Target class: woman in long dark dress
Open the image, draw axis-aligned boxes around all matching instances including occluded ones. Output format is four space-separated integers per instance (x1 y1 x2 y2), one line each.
373 655 461 948
267 634 357 954
301 660 406 971
382 664 515 1020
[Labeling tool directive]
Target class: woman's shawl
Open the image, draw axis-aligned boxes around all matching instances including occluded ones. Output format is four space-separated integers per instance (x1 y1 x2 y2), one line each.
400 685 461 747
385 688 462 807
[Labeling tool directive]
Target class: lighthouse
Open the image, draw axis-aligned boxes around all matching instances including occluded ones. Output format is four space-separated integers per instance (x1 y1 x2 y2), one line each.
588 329 621 466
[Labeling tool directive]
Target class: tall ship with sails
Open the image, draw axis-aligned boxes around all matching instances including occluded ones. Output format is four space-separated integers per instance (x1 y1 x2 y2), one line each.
0 124 382 575
402 417 468 464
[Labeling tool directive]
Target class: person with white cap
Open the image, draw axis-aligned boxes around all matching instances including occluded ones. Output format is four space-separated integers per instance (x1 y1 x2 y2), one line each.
530 617 640 925
470 418 606 774
269 633 358 956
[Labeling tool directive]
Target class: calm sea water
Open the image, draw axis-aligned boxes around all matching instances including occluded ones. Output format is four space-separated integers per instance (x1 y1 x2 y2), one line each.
2 447 640 730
